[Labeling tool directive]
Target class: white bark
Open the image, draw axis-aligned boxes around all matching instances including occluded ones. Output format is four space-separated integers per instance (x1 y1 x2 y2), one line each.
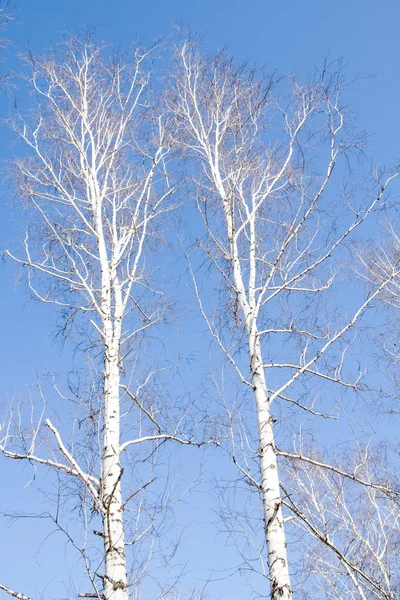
251 340 291 599
101 287 127 599
227 181 291 596
171 39 400 598
0 584 32 600
3 35 175 600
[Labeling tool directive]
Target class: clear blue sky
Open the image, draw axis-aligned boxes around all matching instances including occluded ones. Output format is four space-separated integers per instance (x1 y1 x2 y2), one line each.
1 1 399 599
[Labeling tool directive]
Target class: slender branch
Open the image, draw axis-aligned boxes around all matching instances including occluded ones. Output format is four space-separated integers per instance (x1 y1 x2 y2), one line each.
278 449 399 498
120 434 217 452
0 584 31 600
45 419 102 510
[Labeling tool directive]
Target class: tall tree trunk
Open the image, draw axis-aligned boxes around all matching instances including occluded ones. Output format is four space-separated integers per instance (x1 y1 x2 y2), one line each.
102 338 128 600
232 229 292 598
95 158 128 598
251 336 292 600
100 263 128 600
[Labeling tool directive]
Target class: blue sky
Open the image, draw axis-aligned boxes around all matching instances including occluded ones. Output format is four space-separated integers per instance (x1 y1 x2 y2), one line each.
13 0 400 162
1 1 400 599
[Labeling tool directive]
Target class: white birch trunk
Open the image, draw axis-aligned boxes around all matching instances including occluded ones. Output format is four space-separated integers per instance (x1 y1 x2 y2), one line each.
102 352 126 599
250 337 291 600
98 186 128 600
101 311 128 600
225 191 292 600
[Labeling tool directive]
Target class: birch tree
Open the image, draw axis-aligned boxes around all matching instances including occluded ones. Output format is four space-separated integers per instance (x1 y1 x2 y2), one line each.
171 39 400 599
0 34 193 600
282 442 400 599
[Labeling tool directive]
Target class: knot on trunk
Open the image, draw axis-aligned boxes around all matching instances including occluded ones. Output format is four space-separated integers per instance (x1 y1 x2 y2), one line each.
272 578 290 598
112 580 126 591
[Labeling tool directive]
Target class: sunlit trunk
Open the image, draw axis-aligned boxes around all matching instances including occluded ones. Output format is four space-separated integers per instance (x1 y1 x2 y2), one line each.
231 210 292 599
102 318 128 600
250 336 292 600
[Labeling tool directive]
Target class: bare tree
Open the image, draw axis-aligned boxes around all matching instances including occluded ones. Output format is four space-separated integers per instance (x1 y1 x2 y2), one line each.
0 34 199 600
282 441 400 599
344 220 400 418
171 38 400 599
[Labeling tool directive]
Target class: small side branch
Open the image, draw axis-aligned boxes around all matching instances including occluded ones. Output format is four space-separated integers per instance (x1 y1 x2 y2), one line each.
45 419 102 511
0 583 32 600
120 434 218 452
120 385 161 432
